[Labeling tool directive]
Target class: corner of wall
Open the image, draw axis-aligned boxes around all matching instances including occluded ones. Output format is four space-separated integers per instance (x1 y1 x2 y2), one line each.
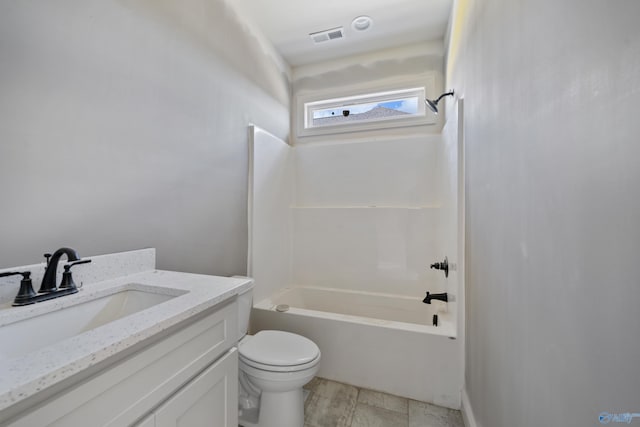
461 387 480 427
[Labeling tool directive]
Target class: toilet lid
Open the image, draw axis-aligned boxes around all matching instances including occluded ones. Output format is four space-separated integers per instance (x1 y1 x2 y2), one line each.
239 330 319 367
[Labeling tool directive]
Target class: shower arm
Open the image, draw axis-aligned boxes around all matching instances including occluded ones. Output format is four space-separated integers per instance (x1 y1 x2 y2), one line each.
433 91 454 104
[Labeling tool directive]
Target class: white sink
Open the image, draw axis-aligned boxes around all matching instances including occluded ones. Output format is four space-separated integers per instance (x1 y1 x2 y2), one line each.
0 286 184 360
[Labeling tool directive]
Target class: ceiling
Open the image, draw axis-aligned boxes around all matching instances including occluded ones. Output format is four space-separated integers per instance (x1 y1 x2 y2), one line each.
232 0 453 67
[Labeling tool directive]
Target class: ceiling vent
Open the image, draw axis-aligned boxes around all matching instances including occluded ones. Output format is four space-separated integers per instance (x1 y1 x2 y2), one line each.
309 27 344 44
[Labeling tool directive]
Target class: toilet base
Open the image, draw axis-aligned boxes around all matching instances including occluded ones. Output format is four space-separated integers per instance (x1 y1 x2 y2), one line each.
239 388 304 427
238 408 259 427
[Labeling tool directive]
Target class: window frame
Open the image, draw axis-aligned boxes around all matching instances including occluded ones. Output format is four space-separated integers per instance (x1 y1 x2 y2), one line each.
295 74 438 138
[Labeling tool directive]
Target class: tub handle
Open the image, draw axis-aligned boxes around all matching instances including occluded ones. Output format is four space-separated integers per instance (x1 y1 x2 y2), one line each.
429 256 449 278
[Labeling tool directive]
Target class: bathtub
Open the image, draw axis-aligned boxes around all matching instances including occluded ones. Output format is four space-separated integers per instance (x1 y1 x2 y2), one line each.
251 286 462 408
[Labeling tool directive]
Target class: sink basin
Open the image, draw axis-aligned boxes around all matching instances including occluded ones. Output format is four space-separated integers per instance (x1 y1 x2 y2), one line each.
0 286 183 360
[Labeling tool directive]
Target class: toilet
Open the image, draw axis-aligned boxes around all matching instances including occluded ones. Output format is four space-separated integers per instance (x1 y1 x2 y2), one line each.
237 288 321 427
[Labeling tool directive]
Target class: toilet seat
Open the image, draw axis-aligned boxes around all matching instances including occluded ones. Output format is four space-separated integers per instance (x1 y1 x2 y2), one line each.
239 330 320 372
240 353 320 372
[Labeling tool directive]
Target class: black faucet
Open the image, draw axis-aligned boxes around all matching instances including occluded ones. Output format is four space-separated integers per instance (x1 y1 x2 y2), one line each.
1 248 91 306
39 247 81 293
423 292 448 304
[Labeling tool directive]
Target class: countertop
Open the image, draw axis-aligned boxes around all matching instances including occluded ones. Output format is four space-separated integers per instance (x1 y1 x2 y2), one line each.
0 269 252 412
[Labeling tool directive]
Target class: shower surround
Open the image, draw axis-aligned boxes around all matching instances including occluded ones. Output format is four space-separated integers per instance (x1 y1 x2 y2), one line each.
248 113 464 406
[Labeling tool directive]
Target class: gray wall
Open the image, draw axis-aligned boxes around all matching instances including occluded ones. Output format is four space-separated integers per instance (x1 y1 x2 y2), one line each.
0 0 290 274
447 0 640 426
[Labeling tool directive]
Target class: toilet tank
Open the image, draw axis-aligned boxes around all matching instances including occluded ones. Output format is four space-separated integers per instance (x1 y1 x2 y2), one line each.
234 278 254 341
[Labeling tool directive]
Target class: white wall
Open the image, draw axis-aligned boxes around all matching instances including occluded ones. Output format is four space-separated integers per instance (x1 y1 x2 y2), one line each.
294 137 440 207
437 99 464 341
248 126 293 302
291 135 444 298
447 1 640 426
0 0 290 275
293 41 444 95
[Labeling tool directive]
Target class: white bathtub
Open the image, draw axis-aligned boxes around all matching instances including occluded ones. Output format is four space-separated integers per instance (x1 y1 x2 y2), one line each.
251 286 462 408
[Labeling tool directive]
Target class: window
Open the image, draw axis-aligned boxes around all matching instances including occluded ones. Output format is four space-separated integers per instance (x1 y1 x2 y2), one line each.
304 87 425 131
296 76 437 139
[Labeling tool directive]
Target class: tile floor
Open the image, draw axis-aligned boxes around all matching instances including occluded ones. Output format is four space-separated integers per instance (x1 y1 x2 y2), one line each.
303 377 464 427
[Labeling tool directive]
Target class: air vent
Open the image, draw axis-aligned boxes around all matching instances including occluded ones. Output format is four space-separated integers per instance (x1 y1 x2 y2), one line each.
309 27 344 44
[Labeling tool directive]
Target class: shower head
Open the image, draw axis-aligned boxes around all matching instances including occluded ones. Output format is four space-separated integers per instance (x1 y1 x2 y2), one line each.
425 91 455 114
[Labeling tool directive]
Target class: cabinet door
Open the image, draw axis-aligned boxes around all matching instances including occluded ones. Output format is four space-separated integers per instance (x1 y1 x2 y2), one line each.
155 348 238 427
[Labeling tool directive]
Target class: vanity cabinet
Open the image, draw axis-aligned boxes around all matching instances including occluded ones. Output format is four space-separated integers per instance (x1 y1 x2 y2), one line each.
135 348 237 427
2 299 239 427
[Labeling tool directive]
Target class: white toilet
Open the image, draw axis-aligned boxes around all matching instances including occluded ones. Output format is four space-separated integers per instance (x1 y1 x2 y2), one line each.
237 289 321 427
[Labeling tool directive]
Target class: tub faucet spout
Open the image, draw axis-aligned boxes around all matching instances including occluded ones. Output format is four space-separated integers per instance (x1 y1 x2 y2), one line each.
423 292 448 304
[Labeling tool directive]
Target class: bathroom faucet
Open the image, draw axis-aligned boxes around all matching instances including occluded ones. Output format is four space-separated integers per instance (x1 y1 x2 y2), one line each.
39 247 80 293
2 247 90 306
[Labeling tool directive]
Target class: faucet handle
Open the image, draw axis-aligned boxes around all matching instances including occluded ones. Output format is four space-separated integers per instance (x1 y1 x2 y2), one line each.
66 259 92 269
59 259 91 291
0 271 27 278
429 256 449 278
1 271 37 306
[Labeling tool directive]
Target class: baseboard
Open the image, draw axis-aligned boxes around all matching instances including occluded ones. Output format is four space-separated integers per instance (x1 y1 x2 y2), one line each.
461 387 479 427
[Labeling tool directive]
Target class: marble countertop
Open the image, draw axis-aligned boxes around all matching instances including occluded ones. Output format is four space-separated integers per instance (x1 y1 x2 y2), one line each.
0 268 253 412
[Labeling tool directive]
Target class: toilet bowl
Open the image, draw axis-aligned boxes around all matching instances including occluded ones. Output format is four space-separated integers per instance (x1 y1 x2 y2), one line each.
237 330 320 427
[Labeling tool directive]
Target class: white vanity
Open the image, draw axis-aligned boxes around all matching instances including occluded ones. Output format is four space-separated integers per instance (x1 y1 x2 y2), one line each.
0 249 252 427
